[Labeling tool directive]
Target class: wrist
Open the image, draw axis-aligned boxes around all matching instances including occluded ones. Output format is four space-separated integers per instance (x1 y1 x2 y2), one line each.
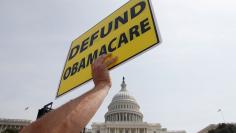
95 82 111 90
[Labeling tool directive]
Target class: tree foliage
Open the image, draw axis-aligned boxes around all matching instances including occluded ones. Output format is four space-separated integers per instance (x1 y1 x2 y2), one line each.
2 128 19 133
208 123 236 133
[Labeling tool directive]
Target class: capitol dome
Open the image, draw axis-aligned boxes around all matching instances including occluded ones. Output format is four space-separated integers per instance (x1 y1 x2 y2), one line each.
105 77 143 122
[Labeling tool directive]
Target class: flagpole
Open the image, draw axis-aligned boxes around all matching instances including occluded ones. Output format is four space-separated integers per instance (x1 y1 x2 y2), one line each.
218 109 225 123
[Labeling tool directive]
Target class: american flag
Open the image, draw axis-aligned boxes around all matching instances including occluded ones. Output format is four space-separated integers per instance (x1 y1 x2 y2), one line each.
25 107 29 110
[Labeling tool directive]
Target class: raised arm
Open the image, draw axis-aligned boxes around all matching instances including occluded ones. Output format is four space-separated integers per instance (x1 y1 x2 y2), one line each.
21 54 117 133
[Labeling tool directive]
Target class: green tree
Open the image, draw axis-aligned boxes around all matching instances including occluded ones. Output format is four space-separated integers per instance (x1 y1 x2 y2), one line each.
208 123 236 133
2 128 19 133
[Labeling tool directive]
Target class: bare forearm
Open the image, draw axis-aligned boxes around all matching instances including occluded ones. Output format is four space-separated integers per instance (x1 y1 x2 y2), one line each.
21 54 117 133
21 83 110 133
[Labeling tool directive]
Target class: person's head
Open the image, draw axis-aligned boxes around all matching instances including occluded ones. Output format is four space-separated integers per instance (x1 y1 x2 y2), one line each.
208 123 236 133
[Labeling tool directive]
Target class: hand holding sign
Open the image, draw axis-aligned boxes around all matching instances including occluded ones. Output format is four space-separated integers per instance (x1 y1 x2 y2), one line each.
57 0 160 97
21 55 118 133
92 54 117 88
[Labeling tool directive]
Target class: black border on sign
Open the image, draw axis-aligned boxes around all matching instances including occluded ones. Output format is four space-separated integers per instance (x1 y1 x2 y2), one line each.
56 0 160 98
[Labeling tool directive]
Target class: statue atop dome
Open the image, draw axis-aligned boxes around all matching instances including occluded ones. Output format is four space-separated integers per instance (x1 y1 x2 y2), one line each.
121 76 127 91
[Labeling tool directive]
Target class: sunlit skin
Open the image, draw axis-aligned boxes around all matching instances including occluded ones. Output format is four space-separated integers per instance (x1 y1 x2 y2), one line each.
20 54 117 133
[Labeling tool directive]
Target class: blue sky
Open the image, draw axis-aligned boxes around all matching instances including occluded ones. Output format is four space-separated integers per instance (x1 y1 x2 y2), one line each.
0 0 236 132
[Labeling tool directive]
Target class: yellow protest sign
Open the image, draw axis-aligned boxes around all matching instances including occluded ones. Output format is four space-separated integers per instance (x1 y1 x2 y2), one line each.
57 0 160 97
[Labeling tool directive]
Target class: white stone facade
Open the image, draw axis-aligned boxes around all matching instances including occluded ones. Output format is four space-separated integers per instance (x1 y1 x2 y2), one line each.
0 118 31 132
91 78 186 133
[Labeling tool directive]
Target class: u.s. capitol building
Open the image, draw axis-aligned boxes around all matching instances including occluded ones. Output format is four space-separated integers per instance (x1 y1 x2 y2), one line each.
90 78 186 133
